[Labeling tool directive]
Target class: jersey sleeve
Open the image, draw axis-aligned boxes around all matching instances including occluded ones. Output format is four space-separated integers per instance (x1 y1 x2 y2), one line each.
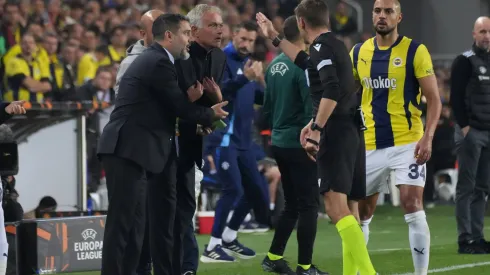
309 43 342 101
414 44 435 79
349 47 359 80
5 58 28 77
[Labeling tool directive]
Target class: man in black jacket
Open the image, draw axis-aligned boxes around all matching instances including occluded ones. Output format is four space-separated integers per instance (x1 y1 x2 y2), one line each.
173 4 226 275
97 14 229 275
450 16 490 254
0 101 26 124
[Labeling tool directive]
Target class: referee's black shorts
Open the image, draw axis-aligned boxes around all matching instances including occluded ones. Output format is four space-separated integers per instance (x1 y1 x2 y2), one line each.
317 117 365 200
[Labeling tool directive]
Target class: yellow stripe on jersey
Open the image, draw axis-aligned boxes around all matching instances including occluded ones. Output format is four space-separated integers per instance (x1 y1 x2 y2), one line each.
350 36 434 150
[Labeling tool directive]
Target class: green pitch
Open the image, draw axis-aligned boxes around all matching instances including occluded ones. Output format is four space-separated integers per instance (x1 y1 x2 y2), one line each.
69 205 490 274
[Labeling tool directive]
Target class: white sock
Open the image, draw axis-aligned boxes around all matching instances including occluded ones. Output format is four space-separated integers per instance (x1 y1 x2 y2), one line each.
222 227 238 243
207 237 222 251
405 211 430 275
270 203 275 211
360 216 373 245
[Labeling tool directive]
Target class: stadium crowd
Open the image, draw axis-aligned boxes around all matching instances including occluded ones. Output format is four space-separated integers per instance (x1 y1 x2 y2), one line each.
0 0 458 220
3 0 487 274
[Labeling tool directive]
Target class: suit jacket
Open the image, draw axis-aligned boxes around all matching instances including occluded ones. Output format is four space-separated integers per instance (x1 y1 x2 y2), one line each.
97 42 216 174
175 42 226 167
0 102 12 124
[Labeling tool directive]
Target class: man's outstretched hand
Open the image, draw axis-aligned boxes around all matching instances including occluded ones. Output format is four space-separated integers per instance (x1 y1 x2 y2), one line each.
4 101 26 115
211 101 229 120
256 12 279 40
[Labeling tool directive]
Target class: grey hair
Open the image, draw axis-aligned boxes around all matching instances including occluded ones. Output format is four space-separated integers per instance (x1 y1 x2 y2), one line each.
187 4 222 28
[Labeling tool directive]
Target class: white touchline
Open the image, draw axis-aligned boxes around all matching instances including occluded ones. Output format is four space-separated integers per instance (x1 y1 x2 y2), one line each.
394 261 490 275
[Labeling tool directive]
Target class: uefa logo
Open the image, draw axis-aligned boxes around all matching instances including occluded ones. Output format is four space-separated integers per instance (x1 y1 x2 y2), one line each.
81 229 97 241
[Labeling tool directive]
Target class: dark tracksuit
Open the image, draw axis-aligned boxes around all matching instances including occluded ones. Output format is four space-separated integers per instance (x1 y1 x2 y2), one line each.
205 42 270 238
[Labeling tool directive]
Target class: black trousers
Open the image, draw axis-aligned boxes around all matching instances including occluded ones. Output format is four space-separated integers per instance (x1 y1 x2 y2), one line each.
100 155 149 275
100 152 178 275
172 155 198 275
268 146 319 265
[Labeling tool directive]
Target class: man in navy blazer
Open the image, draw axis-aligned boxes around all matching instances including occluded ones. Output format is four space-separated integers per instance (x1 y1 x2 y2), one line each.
97 14 229 275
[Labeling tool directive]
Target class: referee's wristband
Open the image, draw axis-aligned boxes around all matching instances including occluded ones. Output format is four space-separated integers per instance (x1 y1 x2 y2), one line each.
272 35 283 47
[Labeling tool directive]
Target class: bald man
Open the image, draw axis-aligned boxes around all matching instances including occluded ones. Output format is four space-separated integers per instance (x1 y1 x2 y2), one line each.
450 16 490 255
114 9 164 96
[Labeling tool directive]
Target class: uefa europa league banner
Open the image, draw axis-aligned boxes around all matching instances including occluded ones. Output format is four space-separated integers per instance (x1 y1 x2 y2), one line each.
15 216 106 275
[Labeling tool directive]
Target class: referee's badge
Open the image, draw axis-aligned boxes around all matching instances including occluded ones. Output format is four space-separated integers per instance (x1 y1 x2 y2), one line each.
480 66 487 74
393 57 403 67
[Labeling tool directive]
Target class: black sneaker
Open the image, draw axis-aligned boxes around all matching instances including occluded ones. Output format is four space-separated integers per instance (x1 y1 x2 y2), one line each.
476 239 490 253
458 241 487 254
296 265 329 275
261 256 295 275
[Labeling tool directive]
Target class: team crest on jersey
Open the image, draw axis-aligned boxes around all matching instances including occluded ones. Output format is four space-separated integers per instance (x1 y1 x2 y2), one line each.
480 66 487 74
270 62 289 76
221 161 230 170
392 57 403 67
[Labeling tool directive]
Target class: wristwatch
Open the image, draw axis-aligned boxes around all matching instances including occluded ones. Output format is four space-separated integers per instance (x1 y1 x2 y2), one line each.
310 122 323 132
272 34 283 47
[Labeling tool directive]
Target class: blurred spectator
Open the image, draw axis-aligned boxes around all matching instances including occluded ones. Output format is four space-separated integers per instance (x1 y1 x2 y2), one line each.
23 196 57 219
330 1 358 37
0 1 26 53
77 66 114 190
77 65 114 103
50 42 77 101
3 33 51 102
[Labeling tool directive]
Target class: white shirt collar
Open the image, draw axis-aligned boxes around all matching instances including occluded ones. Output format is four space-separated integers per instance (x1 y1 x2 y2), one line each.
164 47 175 64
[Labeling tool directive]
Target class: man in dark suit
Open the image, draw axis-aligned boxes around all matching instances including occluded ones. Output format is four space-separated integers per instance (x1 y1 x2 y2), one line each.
173 4 227 275
97 13 229 275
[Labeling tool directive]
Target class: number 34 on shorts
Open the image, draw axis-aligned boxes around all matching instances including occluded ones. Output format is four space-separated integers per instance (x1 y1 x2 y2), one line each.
365 143 427 195
408 163 426 181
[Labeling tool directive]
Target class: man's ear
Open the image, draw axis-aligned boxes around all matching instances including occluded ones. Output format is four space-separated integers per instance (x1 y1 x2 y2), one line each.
165 30 172 41
299 17 306 30
139 30 145 39
191 25 199 37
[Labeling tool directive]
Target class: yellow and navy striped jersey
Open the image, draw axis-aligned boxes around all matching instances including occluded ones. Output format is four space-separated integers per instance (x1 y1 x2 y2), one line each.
350 36 434 150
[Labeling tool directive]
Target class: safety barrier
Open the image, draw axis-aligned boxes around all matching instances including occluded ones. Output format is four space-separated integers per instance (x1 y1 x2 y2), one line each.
5 212 107 275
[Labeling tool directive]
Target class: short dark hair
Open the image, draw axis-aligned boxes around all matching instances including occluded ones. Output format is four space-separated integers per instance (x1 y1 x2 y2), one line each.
152 14 190 41
39 196 57 209
283 16 300 42
295 0 330 28
96 65 112 76
110 25 126 37
235 20 258 32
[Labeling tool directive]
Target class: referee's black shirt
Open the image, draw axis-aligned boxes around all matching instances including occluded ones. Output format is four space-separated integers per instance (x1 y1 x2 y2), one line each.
305 32 357 118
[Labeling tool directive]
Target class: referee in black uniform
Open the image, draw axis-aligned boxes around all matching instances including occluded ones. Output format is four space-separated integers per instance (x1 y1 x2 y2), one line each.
256 0 376 273
260 16 327 275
